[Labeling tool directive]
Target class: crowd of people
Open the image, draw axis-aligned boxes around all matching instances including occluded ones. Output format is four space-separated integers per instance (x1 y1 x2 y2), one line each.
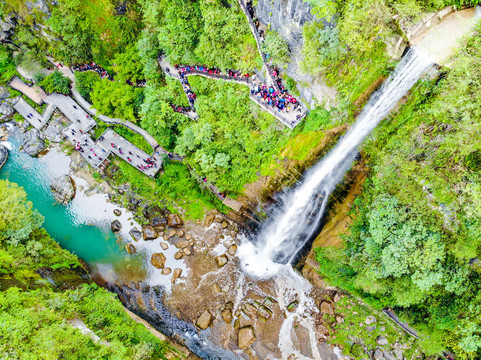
175 64 251 80
171 104 195 115
251 84 302 115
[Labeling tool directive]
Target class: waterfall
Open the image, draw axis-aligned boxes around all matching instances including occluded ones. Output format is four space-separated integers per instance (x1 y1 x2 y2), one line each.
239 47 434 277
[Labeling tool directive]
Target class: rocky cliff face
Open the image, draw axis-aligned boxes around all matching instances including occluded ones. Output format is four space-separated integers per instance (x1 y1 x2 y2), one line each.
254 0 338 108
0 144 8 170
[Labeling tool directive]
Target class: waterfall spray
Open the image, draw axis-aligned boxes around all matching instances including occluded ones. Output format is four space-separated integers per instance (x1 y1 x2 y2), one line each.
239 47 434 277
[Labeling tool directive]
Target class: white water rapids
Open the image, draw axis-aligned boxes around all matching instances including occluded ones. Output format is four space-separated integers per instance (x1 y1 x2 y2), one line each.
239 47 434 277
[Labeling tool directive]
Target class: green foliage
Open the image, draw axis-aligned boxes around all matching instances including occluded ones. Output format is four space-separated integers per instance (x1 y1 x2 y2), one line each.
0 285 170 359
74 71 100 102
112 43 145 84
261 30 290 68
91 79 144 123
0 47 17 84
39 70 71 94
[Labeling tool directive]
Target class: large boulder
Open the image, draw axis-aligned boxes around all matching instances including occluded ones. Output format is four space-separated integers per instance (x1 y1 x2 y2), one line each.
125 243 136 254
196 310 213 330
320 301 335 315
238 326 256 349
151 253 166 269
215 254 228 268
0 144 8 170
110 220 122 233
0 126 8 141
22 128 45 156
142 225 157 240
50 175 75 204
0 101 14 123
167 213 183 228
43 121 64 142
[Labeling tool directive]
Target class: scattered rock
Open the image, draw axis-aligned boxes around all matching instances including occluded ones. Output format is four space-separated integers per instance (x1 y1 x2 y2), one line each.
129 227 142 242
221 308 233 323
213 283 221 294
151 216 168 227
204 214 215 227
167 213 183 228
333 292 341 303
376 336 389 346
22 128 45 156
142 225 157 240
125 243 136 254
183 247 191 256
215 254 228 268
174 251 183 260
0 144 7 170
165 229 176 240
196 311 213 330
50 175 75 205
238 326 256 349
173 268 182 278
365 315 377 325
241 302 257 319
110 220 122 233
257 305 273 321
113 209 122 216
366 325 376 332
320 301 335 315
177 229 184 237
162 267 171 275
287 300 299 312
0 126 8 141
336 315 344 323
175 240 190 249
228 244 238 256
374 348 385 360
221 220 230 229
151 253 166 269
160 242 169 250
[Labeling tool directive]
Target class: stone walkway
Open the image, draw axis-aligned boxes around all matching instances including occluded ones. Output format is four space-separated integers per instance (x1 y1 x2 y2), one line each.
11 97 54 131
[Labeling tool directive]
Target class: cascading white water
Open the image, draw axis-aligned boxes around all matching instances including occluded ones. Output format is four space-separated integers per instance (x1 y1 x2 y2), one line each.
239 47 434 277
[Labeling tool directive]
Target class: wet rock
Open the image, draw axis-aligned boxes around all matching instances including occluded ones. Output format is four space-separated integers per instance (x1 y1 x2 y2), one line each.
376 336 389 346
161 267 171 275
196 311 213 330
221 220 230 229
129 227 142 242
215 254 228 268
228 244 238 256
0 144 8 170
365 315 377 325
50 175 75 205
183 247 191 256
167 213 183 228
160 242 169 250
22 129 45 156
142 225 157 240
113 209 122 216
150 253 166 269
205 214 215 227
174 251 183 260
173 268 182 278
165 229 176 240
142 208 150 218
175 240 190 249
43 121 63 142
264 297 278 307
176 229 184 237
320 301 335 315
287 300 299 312
257 305 273 321
222 308 233 323
238 326 256 349
110 220 122 233
241 302 257 319
125 243 136 254
0 126 8 141
151 216 168 227
213 283 221 294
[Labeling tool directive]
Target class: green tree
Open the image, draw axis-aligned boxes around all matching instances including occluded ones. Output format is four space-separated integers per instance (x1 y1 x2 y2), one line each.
39 70 71 94
261 30 290 68
74 71 100 102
